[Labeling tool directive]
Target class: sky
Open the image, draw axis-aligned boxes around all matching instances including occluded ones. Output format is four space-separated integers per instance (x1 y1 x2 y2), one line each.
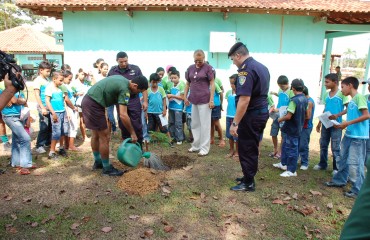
331 33 370 58
32 17 370 58
31 17 63 31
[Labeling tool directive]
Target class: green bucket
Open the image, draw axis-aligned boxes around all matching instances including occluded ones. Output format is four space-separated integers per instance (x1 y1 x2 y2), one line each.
117 138 151 167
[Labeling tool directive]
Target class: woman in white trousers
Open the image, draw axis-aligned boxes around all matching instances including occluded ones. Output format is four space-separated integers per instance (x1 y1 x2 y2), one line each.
184 50 215 156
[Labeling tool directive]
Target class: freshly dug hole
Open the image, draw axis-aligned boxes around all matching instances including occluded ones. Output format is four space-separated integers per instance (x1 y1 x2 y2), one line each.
161 154 194 169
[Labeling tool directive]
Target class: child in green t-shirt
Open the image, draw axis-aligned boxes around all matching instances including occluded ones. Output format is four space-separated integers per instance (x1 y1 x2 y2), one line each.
167 70 185 144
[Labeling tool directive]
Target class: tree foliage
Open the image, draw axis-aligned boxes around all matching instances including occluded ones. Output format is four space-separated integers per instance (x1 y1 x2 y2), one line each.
42 26 54 37
0 0 46 31
343 48 357 68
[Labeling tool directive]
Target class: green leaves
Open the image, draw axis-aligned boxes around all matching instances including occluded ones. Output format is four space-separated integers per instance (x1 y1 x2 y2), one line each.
149 131 171 147
0 1 46 31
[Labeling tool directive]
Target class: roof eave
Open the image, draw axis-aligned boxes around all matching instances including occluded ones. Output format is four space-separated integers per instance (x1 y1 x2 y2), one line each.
18 4 370 24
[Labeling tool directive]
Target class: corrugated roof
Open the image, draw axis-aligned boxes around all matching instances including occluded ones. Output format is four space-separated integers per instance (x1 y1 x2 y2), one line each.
0 26 63 54
16 0 370 13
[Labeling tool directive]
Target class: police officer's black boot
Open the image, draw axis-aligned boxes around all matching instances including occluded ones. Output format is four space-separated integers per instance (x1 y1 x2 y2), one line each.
230 179 255 192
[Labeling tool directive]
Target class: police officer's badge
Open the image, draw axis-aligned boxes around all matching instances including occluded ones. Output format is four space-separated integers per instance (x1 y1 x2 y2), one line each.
238 76 246 85
238 71 248 85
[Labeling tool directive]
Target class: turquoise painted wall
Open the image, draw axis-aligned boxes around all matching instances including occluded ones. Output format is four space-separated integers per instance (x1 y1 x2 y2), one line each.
63 11 326 55
282 16 326 54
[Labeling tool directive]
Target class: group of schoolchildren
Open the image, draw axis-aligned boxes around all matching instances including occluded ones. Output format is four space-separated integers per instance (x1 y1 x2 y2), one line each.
269 73 369 198
140 65 231 153
0 59 109 174
0 59 234 174
1 57 368 198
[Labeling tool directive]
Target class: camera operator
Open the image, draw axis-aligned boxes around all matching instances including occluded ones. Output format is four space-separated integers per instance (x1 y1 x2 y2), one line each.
0 74 18 111
0 74 18 174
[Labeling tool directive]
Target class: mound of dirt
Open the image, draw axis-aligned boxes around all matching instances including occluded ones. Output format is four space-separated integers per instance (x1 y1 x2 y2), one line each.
117 168 165 196
161 154 194 169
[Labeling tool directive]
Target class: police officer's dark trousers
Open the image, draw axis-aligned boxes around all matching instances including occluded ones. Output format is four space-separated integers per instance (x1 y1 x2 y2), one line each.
238 108 269 184
116 95 143 146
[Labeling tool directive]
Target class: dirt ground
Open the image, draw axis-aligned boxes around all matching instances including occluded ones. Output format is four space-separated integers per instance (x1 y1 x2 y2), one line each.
0 117 356 239
116 153 194 196
161 153 194 170
117 168 166 196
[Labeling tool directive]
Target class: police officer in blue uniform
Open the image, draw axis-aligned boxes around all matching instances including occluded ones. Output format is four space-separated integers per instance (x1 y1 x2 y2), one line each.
108 51 147 145
228 42 270 192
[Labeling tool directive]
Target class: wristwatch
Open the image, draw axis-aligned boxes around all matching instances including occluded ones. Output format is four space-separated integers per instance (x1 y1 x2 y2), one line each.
232 122 238 127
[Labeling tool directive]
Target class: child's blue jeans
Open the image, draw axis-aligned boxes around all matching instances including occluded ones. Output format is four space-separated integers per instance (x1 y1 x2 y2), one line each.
36 107 51 148
281 134 299 173
168 110 184 142
319 125 342 170
141 110 150 142
331 136 366 194
226 117 238 141
299 127 313 167
51 111 69 140
366 131 370 165
3 115 32 168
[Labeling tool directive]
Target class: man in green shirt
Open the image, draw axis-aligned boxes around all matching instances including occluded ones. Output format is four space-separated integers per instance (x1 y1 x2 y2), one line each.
81 75 148 176
335 66 342 81
340 160 370 239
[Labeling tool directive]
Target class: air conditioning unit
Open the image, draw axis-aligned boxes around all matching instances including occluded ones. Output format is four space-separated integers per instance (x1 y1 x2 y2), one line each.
209 32 236 53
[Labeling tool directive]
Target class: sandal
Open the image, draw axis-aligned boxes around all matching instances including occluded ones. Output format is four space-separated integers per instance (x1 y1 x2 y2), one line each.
225 153 234 158
68 147 82 152
19 168 31 175
233 154 239 160
273 154 281 159
268 152 277 157
16 165 37 170
218 141 226 147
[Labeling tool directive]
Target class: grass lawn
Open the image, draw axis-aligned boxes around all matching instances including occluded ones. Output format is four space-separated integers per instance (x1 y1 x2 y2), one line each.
0 89 355 239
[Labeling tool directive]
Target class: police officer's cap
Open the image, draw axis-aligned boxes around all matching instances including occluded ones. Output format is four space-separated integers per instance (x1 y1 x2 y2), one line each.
228 42 246 57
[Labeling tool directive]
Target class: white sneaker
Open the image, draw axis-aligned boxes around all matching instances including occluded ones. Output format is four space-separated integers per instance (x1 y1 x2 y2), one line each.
198 150 208 156
273 162 287 171
313 164 324 170
177 141 182 145
300 165 309 171
280 171 297 177
332 170 338 176
188 147 199 153
36 146 46 154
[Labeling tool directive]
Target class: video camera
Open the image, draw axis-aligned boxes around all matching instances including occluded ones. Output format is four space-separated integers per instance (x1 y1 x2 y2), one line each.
0 50 25 91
